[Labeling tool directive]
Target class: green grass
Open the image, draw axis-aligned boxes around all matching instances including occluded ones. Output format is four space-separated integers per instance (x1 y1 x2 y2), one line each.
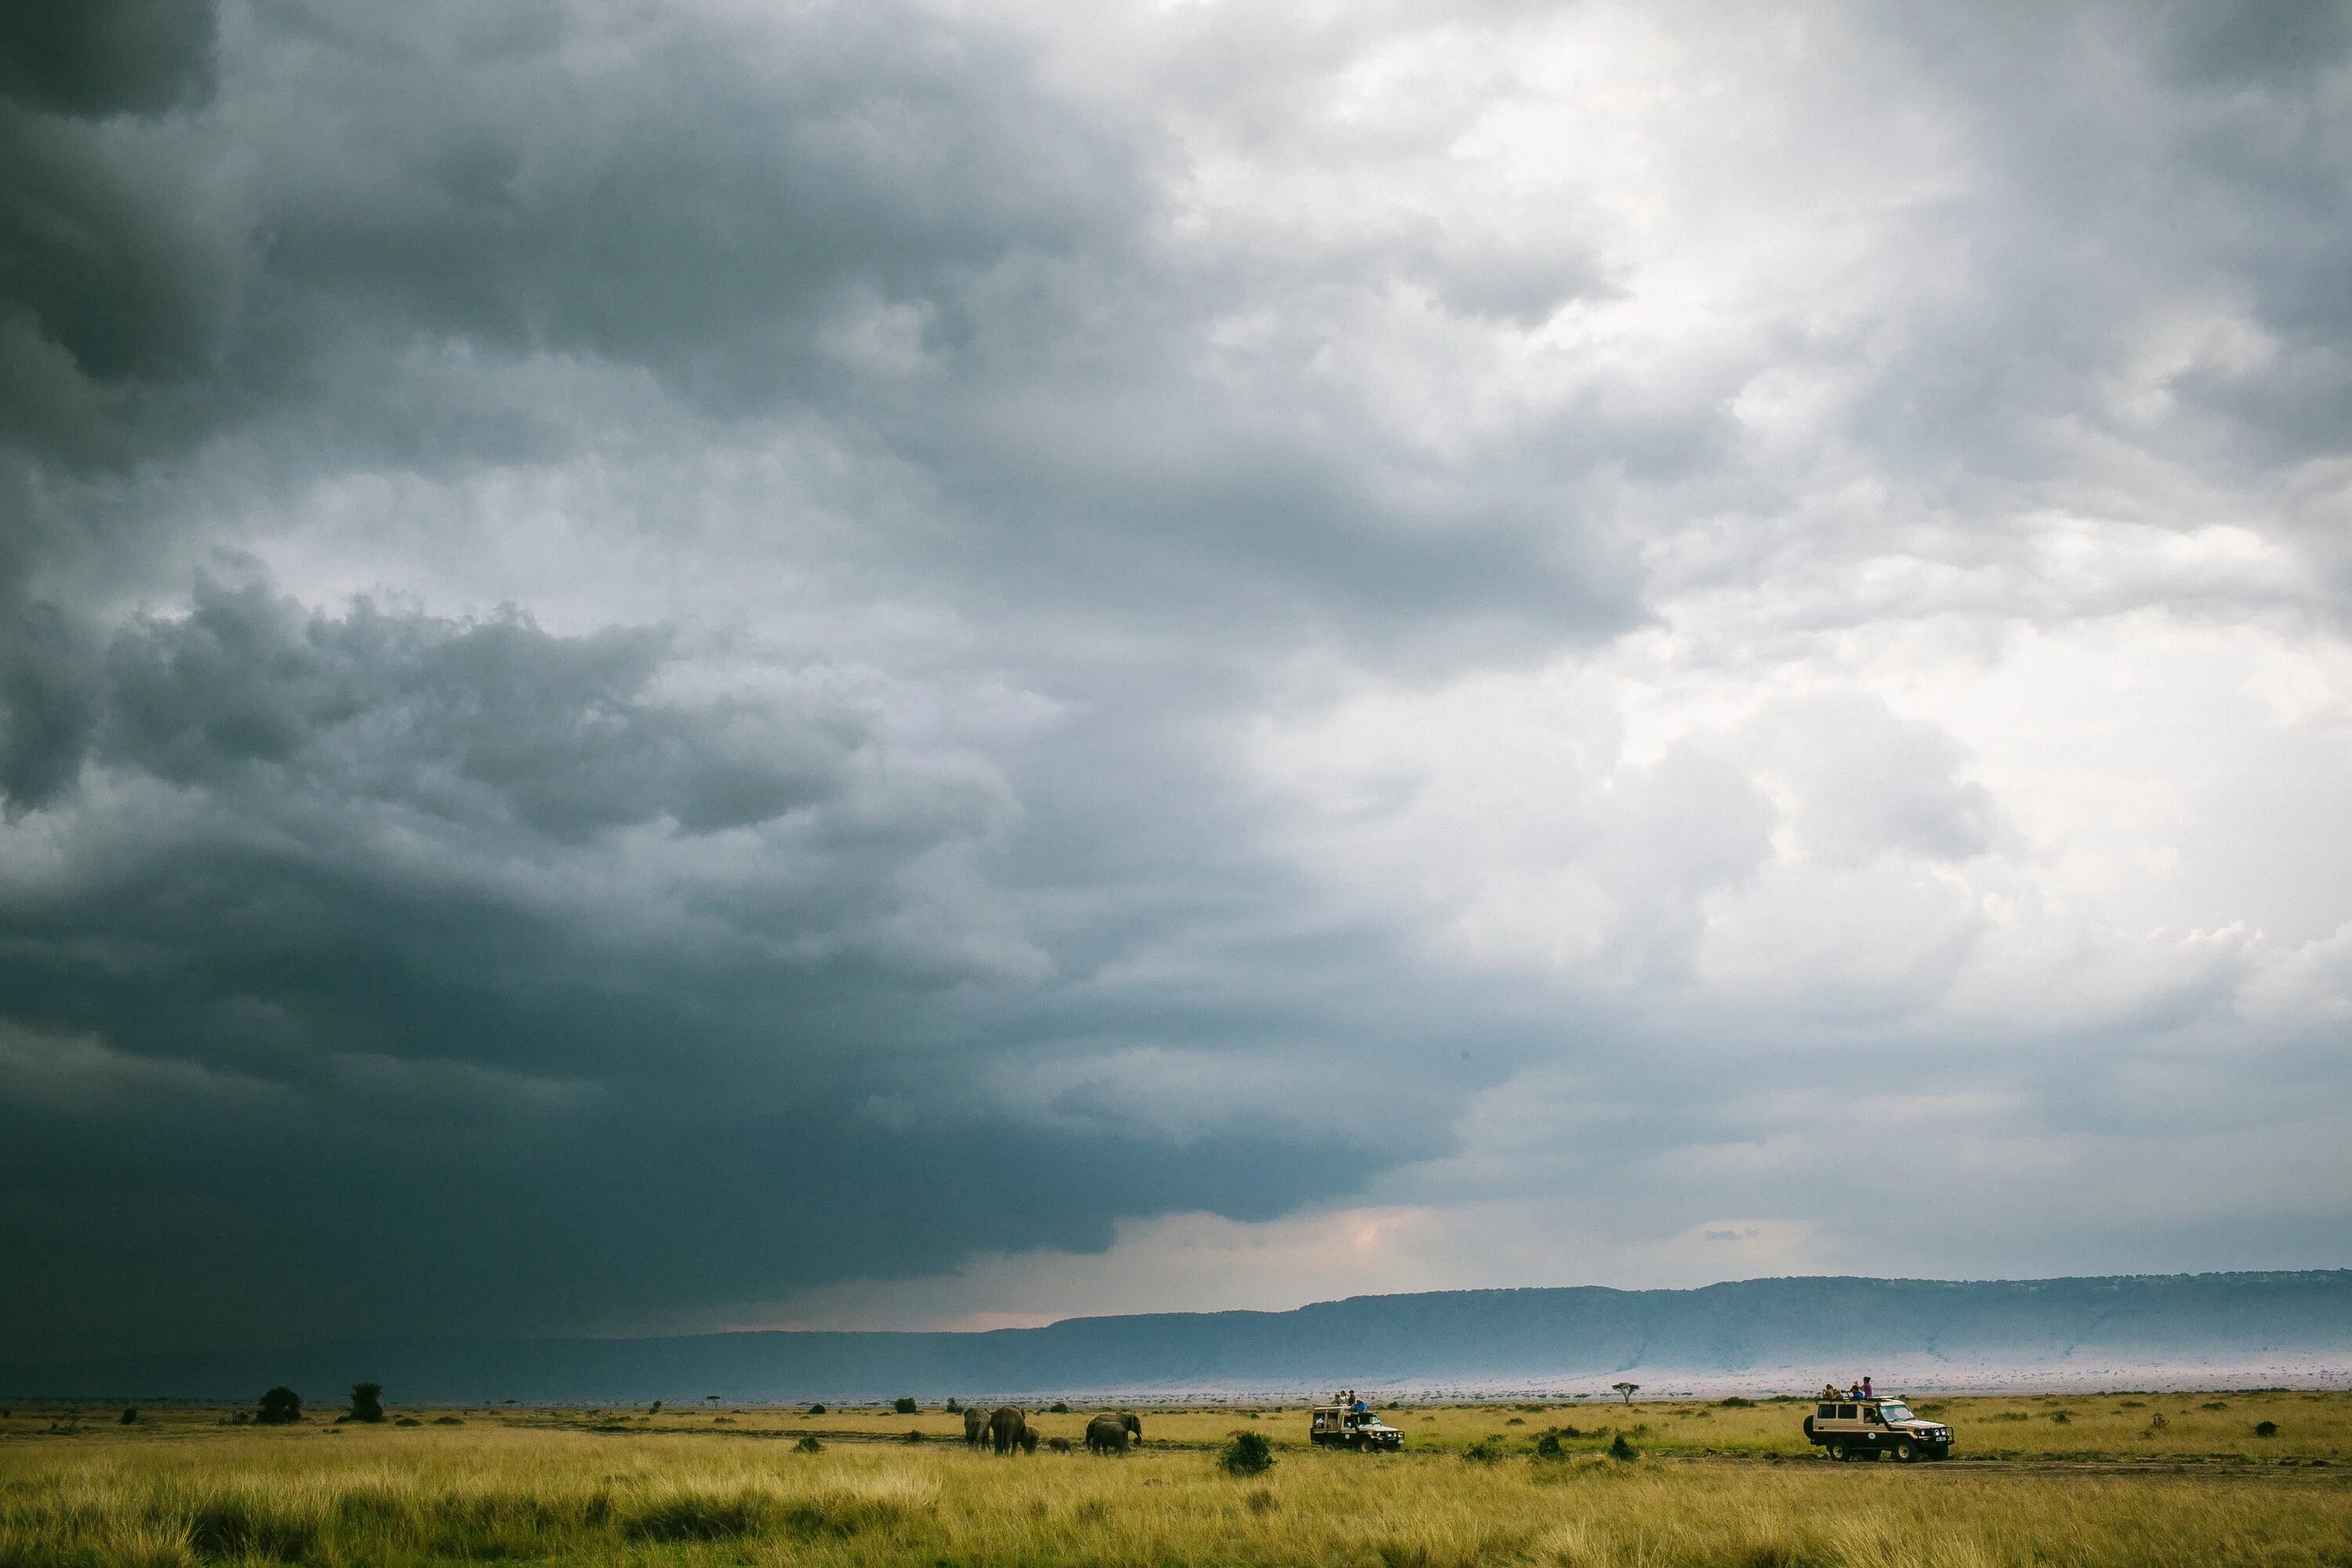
0 1393 2346 1566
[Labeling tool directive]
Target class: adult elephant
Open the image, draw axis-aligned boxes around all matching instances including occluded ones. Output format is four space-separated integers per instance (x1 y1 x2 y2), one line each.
964 1407 988 1447
987 1406 1030 1454
1085 1412 1142 1454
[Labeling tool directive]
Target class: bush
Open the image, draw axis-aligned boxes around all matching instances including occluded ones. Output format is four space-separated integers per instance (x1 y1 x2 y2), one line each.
893 1396 918 1414
1462 1437 1504 1464
1609 1433 1639 1461
1719 1396 1755 1408
2256 1421 2279 1437
902 1427 925 1443
1219 1431 1275 1475
434 1415 465 1425
806 1403 826 1416
796 1435 823 1454
256 1387 303 1425
350 1382 386 1423
946 1398 962 1414
1050 1401 1071 1414
1534 1432 1565 1460
120 1407 139 1425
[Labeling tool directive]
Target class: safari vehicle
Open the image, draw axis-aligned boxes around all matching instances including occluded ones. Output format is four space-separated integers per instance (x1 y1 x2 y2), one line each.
1803 1396 1953 1461
1309 1403 1404 1451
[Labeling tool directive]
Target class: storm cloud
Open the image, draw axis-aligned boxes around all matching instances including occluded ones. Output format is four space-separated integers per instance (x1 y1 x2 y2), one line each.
2 0 2349 1356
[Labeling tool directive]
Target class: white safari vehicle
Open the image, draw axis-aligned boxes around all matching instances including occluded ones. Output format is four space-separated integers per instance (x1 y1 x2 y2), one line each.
1308 1403 1404 1451
1803 1396 1953 1461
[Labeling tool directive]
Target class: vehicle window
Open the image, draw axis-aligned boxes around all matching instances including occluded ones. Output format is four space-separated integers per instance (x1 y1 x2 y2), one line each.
1837 1404 1857 1420
1878 1403 1914 1423
1817 1403 1834 1419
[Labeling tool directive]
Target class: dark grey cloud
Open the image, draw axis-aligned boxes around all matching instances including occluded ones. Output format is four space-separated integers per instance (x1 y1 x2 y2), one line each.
0 565 1449 1353
0 0 216 118
2 0 2349 1356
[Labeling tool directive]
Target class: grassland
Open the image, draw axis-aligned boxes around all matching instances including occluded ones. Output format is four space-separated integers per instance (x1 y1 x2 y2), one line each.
2 1392 2347 1566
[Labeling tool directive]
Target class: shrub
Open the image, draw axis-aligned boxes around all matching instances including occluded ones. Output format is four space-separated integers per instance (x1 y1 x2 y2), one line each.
1609 1433 1639 1461
902 1427 925 1443
256 1387 303 1425
434 1415 465 1425
806 1403 826 1415
1534 1432 1565 1460
1462 1437 1504 1464
1050 1402 1071 1414
796 1435 823 1453
2050 1411 2072 1424
350 1382 386 1423
1245 1487 1279 1514
120 1407 139 1425
1719 1396 1755 1408
395 1417 423 1427
1219 1431 1275 1475
946 1398 963 1413
893 1396 919 1414
2256 1421 2278 1438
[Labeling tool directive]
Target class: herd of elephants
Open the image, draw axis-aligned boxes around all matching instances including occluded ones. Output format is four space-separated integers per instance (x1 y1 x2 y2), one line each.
960 1405 1143 1455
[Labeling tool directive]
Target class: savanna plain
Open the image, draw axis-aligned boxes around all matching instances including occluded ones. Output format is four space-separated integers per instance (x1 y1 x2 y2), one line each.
4 1392 2347 1567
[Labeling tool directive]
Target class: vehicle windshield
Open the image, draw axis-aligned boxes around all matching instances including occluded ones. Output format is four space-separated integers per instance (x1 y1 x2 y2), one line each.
1876 1403 1915 1424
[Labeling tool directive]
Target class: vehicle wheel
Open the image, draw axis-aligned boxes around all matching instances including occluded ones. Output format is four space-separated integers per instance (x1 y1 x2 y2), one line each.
1894 1439 1915 1463
1825 1442 1847 1462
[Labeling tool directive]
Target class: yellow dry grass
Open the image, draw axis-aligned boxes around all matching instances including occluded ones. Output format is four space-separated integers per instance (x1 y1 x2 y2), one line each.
2 1394 2347 1566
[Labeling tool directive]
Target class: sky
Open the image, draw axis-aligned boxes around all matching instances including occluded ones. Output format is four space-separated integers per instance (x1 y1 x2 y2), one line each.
2 0 2349 1359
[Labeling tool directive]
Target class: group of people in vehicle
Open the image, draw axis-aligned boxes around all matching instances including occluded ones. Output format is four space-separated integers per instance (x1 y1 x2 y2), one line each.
1818 1377 1875 1401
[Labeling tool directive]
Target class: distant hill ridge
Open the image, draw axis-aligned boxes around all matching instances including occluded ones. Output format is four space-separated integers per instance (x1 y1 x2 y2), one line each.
9 1270 2347 1403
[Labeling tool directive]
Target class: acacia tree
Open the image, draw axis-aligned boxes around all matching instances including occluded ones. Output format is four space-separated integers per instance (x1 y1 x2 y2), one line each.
1612 1382 1640 1407
256 1387 303 1425
349 1383 385 1423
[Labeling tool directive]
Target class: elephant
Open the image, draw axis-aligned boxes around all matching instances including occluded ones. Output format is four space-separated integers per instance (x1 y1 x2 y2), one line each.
987 1405 1031 1454
1085 1411 1143 1454
1047 1436 1073 1453
1019 1428 1039 1454
964 1407 988 1446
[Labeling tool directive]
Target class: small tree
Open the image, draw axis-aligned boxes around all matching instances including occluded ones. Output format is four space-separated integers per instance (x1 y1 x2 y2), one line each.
945 1397 962 1414
1611 1382 1639 1407
256 1387 303 1425
1218 1431 1274 1475
1609 1432 1639 1461
350 1383 386 1424
893 1396 918 1414
120 1407 140 1425
2255 1421 2278 1437
1534 1432 1565 1460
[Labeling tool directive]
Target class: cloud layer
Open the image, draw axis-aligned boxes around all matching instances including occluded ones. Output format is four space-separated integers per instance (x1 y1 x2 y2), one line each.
2 0 2349 1354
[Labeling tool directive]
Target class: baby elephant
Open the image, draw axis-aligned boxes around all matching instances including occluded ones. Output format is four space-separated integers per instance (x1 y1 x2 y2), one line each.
1047 1436 1073 1453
